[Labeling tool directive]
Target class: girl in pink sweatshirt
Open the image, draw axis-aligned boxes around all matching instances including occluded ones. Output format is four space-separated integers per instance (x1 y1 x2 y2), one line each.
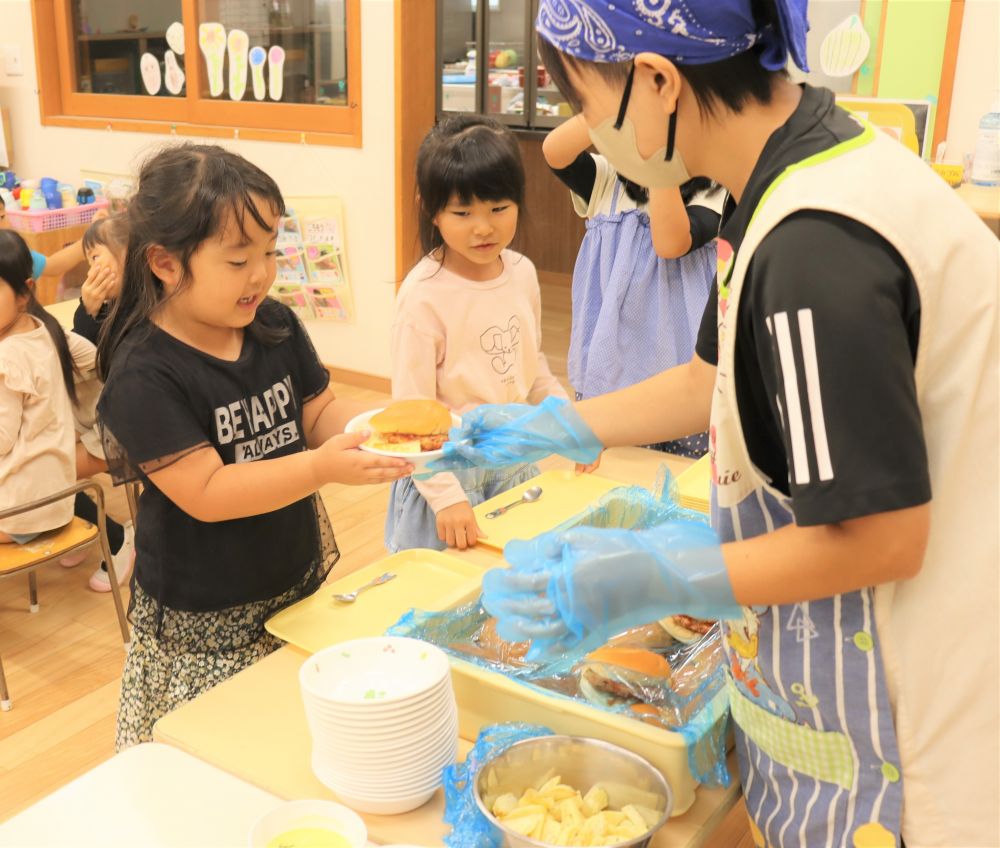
387 115 567 552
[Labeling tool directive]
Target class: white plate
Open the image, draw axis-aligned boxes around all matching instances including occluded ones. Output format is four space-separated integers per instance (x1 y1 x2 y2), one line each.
302 686 455 729
331 785 438 817
345 407 461 474
312 749 454 797
301 677 454 718
300 638 451 706
308 710 458 757
311 712 458 765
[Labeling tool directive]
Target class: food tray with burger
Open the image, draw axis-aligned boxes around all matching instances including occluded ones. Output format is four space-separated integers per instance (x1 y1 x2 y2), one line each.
389 602 728 817
388 481 729 816
346 399 461 474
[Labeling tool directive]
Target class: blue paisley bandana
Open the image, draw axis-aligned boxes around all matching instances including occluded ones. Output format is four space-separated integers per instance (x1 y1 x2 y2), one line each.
537 0 810 71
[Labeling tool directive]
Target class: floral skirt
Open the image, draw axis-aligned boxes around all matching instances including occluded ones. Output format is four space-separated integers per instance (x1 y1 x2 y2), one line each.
115 571 316 751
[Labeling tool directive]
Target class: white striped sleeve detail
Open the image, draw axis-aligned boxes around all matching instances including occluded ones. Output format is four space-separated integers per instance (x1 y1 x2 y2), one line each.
772 312 810 485
797 309 834 481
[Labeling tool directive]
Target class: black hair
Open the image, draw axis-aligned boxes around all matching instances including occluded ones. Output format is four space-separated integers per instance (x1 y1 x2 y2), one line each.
82 213 129 257
97 143 288 381
416 114 526 256
538 0 785 119
615 174 716 205
0 229 79 405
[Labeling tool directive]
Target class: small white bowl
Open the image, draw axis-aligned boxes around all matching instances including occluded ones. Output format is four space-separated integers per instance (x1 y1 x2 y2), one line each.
345 407 461 474
300 638 451 706
248 799 367 848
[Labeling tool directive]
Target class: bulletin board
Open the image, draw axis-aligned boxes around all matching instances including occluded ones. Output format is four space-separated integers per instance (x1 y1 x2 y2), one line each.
797 0 964 158
270 196 355 323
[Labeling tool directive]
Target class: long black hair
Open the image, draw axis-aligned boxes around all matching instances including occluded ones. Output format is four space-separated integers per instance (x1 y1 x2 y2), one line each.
96 144 288 381
416 115 526 256
538 0 785 119
0 229 79 405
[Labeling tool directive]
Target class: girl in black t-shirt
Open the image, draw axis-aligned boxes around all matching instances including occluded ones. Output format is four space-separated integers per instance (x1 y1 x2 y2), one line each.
96 144 413 749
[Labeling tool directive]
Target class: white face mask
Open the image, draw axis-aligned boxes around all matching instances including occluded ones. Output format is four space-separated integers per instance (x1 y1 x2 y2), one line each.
586 64 691 189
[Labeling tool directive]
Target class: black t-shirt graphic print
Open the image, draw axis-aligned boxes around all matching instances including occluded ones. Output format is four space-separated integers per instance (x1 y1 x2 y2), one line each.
98 301 334 612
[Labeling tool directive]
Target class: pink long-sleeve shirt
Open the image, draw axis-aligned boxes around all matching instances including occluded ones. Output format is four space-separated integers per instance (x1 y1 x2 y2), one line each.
390 250 567 513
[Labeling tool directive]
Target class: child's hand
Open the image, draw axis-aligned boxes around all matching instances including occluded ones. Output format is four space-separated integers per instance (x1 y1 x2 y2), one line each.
81 263 118 317
575 451 603 475
315 431 412 485
436 501 484 550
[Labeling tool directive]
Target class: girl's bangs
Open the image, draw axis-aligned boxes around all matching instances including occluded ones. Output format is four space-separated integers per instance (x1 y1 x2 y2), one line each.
432 136 522 210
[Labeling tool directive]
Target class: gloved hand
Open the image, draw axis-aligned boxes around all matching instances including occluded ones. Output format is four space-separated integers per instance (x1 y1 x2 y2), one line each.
481 521 742 660
419 397 603 478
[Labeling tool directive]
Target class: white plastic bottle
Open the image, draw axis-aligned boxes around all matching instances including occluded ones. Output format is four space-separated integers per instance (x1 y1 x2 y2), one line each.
971 91 1000 187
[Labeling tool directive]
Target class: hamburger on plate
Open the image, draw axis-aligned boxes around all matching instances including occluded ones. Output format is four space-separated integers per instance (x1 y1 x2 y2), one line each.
365 399 453 454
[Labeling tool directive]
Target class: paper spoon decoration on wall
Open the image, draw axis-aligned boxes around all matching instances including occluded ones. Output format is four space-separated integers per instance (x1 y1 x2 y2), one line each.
227 29 249 101
249 46 267 100
820 14 871 78
268 45 285 101
140 52 161 95
164 49 185 95
199 22 227 98
165 21 185 55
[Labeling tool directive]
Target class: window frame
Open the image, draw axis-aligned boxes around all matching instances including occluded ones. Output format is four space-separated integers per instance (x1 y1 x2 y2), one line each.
435 0 566 132
30 0 363 147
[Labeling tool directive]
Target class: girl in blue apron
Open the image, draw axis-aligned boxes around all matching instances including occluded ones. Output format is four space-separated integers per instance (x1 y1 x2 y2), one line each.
543 115 722 457
426 1 999 845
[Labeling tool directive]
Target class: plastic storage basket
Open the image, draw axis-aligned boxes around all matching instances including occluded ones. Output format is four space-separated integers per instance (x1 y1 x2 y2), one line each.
7 198 109 233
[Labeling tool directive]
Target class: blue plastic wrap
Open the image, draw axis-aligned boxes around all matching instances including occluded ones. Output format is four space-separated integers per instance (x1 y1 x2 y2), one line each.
389 467 733 789
441 723 554 847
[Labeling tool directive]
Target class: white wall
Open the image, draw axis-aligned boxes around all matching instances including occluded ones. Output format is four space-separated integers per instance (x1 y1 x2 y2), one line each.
0 0 397 378
945 0 1000 163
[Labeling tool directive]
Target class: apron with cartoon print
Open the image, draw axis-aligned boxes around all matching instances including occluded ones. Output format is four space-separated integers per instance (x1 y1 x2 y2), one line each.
710 134 904 848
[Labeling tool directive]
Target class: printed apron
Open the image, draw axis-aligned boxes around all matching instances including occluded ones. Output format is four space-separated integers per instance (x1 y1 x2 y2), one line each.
709 197 904 847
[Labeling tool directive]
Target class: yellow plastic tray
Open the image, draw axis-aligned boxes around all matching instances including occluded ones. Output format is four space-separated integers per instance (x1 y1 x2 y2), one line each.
675 453 711 514
473 470 624 551
265 549 484 654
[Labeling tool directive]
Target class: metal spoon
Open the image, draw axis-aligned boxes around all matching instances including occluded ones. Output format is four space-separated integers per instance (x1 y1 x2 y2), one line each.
333 571 397 604
485 486 543 519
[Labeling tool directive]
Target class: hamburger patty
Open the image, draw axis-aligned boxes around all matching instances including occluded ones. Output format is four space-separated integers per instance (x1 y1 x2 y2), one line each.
672 615 714 635
582 668 638 702
382 432 448 451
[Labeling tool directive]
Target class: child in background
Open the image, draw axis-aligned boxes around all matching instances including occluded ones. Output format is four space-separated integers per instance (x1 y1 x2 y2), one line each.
0 230 84 546
95 144 412 748
543 114 722 457
59 214 135 592
0 194 95 285
387 115 567 553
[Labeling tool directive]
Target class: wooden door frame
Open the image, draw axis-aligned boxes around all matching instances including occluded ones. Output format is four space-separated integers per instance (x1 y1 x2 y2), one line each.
394 0 437 285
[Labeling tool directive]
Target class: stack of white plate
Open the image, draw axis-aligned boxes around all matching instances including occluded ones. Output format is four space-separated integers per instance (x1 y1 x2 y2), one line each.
299 636 459 815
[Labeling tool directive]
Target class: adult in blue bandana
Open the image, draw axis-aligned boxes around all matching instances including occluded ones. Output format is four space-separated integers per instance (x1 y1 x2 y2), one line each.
429 2 999 844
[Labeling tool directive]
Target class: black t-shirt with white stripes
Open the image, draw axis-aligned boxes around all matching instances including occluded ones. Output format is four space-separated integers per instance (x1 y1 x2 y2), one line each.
695 85 930 526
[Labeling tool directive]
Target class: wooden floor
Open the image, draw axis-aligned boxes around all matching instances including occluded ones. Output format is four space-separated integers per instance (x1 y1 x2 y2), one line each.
0 284 752 847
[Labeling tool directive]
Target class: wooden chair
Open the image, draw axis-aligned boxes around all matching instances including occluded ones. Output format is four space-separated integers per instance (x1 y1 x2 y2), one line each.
0 480 130 711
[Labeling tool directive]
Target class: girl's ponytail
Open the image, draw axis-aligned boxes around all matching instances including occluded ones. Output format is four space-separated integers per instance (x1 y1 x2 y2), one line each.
27 296 80 406
0 229 79 405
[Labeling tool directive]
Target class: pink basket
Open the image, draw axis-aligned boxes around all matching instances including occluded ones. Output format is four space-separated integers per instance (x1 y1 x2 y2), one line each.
7 198 110 233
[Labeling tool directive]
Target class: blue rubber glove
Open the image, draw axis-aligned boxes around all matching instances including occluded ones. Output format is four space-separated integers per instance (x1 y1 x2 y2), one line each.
481 521 742 660
418 397 603 478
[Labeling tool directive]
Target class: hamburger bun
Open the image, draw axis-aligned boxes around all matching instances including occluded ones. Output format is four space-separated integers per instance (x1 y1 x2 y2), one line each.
661 615 716 644
367 399 453 452
578 646 673 709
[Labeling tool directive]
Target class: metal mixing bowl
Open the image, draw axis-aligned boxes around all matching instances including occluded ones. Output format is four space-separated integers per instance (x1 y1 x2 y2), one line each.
473 735 673 848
